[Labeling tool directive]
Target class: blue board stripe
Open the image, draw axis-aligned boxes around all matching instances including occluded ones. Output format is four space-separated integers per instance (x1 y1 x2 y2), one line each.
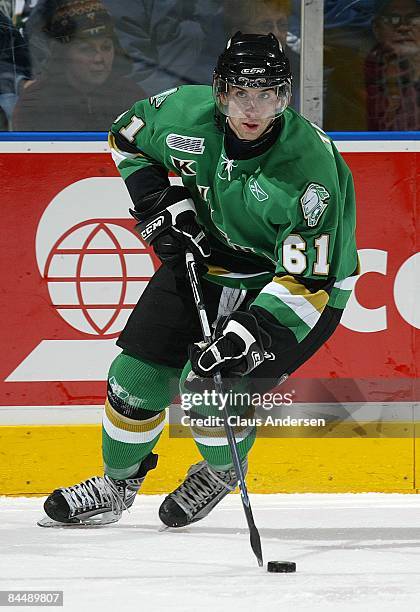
0 131 418 142
329 131 420 141
0 132 108 141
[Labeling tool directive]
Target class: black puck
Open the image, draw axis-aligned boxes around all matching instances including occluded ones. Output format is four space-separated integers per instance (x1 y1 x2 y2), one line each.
267 561 296 573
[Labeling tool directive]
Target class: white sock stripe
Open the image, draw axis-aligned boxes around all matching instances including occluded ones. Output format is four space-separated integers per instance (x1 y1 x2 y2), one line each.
190 425 254 447
102 411 165 444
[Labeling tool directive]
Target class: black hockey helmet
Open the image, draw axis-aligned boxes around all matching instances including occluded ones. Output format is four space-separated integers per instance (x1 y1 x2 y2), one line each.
213 32 292 119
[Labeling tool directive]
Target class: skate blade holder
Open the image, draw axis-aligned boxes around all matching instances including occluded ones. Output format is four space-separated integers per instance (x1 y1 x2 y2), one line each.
37 514 120 528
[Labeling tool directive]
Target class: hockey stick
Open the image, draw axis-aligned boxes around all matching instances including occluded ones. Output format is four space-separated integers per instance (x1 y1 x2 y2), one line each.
185 251 263 567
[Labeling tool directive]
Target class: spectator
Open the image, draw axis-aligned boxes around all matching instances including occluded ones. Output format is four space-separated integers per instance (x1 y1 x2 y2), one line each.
0 11 31 129
224 0 300 110
24 0 132 79
13 0 145 130
99 0 207 97
365 0 420 130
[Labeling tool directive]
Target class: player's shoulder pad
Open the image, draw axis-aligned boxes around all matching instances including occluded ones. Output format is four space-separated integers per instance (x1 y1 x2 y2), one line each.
147 85 214 127
113 86 214 139
284 108 335 158
149 85 211 110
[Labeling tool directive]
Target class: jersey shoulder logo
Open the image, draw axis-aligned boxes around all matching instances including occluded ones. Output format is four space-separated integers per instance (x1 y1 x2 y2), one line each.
149 87 178 109
300 183 330 227
170 156 196 176
249 177 269 202
166 133 205 154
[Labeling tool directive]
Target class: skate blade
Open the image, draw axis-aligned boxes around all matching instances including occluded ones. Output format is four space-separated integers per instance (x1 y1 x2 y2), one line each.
158 523 191 533
37 514 120 528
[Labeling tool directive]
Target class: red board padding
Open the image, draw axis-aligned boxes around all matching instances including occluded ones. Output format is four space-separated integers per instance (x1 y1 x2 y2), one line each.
0 150 418 406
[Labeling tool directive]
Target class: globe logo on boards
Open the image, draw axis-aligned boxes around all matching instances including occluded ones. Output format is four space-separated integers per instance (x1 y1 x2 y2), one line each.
33 177 158 339
6 176 168 382
44 220 155 337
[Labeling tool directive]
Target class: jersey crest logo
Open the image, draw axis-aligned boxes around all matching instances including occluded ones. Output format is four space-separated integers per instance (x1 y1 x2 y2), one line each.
166 133 205 154
170 156 196 176
197 185 210 201
300 183 330 227
149 87 178 109
249 178 268 202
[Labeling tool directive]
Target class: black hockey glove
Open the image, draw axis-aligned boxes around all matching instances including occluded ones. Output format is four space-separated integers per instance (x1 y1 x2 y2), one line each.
131 186 210 276
189 311 272 378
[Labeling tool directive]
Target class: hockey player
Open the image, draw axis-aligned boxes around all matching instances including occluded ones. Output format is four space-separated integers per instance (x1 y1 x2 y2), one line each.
39 32 358 528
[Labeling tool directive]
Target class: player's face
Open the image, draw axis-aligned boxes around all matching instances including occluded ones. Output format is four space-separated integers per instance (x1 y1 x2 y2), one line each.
223 86 277 140
66 35 115 90
374 0 420 55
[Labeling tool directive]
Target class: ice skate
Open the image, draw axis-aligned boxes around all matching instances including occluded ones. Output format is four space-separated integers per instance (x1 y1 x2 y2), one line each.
159 459 247 528
37 453 158 527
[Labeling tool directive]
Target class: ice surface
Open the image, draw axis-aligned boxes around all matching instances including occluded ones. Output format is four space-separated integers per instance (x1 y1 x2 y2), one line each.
2 494 420 612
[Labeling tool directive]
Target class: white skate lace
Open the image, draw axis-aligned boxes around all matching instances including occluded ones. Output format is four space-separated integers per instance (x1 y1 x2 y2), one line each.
171 462 238 517
59 476 128 518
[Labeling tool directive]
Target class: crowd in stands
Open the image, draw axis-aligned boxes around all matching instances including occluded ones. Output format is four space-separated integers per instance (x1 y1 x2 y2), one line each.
324 0 419 130
0 0 418 131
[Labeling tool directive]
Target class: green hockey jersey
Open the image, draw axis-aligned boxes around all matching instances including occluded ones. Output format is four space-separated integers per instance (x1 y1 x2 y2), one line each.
110 85 358 344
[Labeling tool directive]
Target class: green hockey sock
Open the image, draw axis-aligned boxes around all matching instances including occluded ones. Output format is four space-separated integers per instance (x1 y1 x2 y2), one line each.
179 361 256 471
102 351 181 479
195 426 256 471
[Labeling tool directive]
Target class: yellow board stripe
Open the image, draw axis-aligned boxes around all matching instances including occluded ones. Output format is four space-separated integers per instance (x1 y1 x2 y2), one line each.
0 424 417 495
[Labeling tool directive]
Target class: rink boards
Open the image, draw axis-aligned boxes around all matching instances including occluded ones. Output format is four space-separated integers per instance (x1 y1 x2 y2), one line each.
0 133 418 494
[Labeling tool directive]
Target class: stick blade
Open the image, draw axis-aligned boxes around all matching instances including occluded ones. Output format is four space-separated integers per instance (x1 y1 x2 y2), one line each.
250 524 263 567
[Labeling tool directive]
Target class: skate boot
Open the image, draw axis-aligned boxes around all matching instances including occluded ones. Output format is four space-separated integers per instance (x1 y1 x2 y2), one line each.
159 459 247 528
38 453 158 527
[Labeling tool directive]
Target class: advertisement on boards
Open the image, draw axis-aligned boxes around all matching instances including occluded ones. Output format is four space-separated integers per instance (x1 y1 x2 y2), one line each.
0 141 418 407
